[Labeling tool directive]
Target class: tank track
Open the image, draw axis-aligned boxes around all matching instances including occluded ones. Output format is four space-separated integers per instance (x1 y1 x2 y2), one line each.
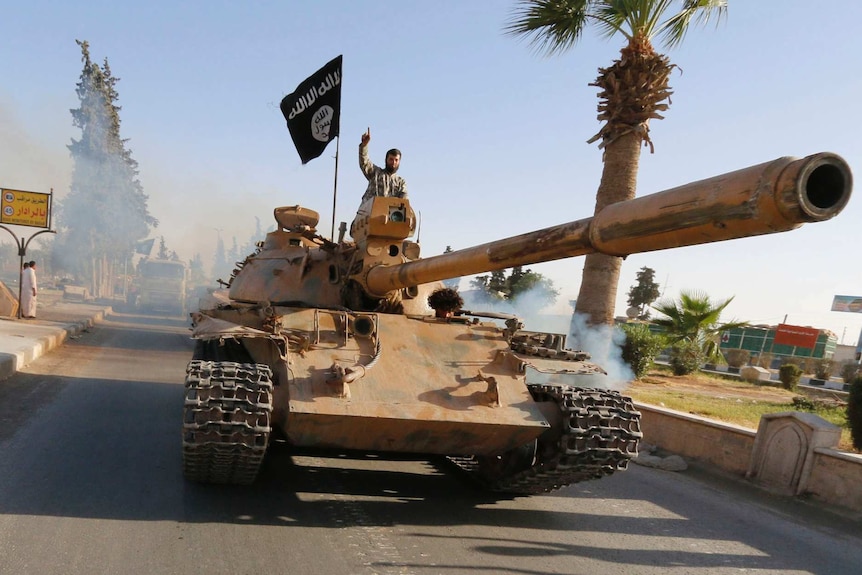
182 360 273 485
449 384 642 494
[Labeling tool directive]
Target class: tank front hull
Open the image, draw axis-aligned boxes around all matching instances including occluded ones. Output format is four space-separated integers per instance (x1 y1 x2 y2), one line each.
276 309 550 455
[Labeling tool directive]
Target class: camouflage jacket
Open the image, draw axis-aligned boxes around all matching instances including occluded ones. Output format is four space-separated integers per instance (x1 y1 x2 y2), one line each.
359 144 408 202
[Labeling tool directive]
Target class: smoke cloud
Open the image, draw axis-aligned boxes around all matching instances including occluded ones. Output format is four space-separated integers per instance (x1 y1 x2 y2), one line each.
460 282 634 391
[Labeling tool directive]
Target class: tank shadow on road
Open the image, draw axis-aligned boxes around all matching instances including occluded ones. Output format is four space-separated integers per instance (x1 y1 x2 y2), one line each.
0 372 859 574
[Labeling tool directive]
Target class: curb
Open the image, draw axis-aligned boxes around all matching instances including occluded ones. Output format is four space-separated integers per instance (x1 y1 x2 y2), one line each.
0 306 111 381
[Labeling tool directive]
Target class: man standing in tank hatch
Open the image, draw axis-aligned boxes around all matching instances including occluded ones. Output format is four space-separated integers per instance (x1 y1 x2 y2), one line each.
358 127 408 203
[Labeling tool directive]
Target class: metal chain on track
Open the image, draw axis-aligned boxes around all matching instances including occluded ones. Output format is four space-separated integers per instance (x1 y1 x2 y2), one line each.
449 385 642 494
182 360 274 485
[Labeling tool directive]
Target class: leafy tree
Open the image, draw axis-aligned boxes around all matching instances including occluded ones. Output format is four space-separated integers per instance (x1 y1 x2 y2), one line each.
470 271 507 302
505 0 727 326
56 40 157 297
627 266 661 319
489 270 508 295
507 265 559 311
470 266 558 310
651 290 747 367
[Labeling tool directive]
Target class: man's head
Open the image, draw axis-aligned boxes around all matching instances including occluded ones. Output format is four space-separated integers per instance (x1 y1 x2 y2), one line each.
384 148 401 174
28 261 35 268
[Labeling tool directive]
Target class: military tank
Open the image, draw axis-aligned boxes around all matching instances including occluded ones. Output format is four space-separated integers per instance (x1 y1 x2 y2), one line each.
182 152 851 494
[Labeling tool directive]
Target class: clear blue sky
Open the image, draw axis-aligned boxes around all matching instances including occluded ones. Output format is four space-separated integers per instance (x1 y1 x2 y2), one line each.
2 1 860 343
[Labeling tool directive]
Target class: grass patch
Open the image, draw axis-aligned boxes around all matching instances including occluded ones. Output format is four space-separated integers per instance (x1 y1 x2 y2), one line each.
627 368 855 452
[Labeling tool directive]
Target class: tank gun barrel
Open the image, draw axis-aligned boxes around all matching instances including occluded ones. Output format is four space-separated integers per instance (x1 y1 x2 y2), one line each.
365 153 852 296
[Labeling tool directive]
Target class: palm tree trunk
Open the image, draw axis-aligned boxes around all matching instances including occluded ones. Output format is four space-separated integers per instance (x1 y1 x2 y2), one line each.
574 131 641 325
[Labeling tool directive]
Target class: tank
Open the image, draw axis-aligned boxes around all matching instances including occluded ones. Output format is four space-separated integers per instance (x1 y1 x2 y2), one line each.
182 152 852 493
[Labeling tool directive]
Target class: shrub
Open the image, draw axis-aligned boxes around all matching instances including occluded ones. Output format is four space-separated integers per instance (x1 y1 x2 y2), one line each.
814 358 833 380
620 323 666 379
792 396 816 411
799 358 815 376
724 349 750 369
848 376 862 450
778 363 802 391
841 362 859 384
669 339 703 376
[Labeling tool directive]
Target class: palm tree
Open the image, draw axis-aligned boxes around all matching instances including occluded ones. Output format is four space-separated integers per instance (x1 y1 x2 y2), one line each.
651 290 747 363
505 0 727 326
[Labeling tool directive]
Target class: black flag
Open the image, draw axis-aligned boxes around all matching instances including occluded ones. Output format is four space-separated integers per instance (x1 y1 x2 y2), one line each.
135 238 155 255
280 55 342 164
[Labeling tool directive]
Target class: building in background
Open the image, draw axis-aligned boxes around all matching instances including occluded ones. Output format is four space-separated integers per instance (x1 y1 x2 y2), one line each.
719 324 837 367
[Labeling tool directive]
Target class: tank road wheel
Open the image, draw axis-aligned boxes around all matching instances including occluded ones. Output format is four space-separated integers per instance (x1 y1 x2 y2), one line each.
182 360 274 485
451 385 642 494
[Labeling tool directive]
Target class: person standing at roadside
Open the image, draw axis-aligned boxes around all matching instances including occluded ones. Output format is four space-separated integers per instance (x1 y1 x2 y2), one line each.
21 260 37 319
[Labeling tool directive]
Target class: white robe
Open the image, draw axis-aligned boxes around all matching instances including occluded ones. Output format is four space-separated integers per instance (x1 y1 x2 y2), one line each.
20 267 37 318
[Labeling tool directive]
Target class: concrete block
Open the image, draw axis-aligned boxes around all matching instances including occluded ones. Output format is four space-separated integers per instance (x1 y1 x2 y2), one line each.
740 365 771 382
63 285 90 301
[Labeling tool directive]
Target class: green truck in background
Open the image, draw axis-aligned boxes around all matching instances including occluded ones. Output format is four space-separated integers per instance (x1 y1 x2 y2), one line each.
130 258 188 315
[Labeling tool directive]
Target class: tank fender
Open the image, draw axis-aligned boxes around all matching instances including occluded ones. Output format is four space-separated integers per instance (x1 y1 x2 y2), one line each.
190 312 274 340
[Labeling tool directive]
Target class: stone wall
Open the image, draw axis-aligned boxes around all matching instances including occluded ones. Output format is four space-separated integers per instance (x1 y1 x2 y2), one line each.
635 403 862 515
806 449 862 512
636 404 756 476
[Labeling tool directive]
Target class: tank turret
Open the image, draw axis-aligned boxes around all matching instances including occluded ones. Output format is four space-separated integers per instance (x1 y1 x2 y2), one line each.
183 152 851 494
225 152 849 311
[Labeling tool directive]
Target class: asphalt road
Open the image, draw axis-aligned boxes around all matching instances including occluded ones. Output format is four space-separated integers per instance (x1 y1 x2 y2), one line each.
0 311 860 575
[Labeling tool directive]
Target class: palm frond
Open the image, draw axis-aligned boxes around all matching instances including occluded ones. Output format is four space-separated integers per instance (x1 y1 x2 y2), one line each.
503 0 592 57
658 0 727 49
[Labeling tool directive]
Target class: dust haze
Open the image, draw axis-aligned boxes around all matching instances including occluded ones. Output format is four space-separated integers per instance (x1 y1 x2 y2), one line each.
0 99 279 280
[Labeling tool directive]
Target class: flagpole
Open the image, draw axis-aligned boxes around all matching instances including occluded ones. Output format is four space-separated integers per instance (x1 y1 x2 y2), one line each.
331 135 340 241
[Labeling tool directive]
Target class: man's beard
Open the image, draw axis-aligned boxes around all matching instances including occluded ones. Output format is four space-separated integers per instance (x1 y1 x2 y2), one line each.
384 165 398 175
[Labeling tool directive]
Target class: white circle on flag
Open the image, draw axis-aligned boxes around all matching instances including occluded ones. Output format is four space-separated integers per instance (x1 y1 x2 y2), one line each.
311 106 334 142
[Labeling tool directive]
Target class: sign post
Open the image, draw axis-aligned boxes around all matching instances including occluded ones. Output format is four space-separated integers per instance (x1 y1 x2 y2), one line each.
0 187 56 319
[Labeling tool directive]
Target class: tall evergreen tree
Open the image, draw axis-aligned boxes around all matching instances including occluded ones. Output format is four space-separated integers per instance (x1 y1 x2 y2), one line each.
189 253 207 287
627 266 661 319
57 40 157 297
213 234 227 283
157 236 169 259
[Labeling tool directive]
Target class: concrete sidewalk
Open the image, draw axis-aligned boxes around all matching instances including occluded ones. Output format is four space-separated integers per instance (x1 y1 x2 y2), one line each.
0 291 111 380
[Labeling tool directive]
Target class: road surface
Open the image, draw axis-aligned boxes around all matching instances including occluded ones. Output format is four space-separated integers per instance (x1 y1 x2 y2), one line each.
0 311 859 575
